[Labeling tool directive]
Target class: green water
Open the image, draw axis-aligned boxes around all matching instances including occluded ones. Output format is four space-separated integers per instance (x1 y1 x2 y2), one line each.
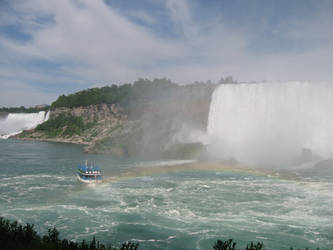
1 139 333 249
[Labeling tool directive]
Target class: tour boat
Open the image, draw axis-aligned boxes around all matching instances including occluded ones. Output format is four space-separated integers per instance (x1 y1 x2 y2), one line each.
77 161 103 184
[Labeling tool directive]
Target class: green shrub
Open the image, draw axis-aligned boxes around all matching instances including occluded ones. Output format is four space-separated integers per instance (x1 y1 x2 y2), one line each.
0 217 135 250
0 217 320 250
36 113 87 137
213 239 237 250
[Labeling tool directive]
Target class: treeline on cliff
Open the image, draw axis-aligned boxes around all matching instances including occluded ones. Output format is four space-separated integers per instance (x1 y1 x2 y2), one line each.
30 78 217 158
1 76 235 113
51 77 216 128
0 105 50 113
17 78 220 158
51 78 215 118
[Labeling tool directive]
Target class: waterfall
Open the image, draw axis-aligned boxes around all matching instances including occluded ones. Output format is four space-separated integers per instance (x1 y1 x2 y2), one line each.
0 111 50 139
207 82 333 166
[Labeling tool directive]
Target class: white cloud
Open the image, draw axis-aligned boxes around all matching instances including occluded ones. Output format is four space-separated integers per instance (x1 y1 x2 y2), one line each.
166 0 194 39
1 0 333 106
127 10 156 25
0 80 55 107
6 0 184 73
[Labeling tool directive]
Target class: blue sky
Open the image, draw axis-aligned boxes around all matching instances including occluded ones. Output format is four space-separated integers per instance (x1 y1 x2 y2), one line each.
0 0 333 106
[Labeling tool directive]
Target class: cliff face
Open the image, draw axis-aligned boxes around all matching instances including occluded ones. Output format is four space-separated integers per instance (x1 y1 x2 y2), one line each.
15 100 211 158
16 104 140 156
15 83 215 158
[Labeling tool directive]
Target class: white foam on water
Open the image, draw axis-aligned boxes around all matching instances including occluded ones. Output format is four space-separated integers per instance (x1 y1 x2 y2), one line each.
58 205 90 215
2 159 333 249
129 238 167 243
8 205 53 212
2 174 71 181
27 186 48 191
134 159 196 168
256 236 269 240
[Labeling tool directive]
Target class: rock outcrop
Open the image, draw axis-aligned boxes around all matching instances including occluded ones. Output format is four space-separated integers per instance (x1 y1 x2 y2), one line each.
15 104 142 156
13 81 215 159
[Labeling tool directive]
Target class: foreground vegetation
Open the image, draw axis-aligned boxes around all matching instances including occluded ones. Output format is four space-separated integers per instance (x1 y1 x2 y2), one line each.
0 217 138 250
0 217 319 250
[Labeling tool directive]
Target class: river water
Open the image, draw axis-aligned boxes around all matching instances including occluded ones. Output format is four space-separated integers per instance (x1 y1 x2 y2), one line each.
1 139 333 249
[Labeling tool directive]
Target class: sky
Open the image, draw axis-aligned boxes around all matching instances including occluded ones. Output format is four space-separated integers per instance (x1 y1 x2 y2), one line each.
0 0 333 107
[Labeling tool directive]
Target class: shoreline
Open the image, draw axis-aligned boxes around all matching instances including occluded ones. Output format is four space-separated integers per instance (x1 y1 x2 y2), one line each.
9 135 90 146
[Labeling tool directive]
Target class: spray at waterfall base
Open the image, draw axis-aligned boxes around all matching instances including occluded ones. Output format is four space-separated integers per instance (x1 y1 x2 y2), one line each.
0 111 50 139
205 81 333 168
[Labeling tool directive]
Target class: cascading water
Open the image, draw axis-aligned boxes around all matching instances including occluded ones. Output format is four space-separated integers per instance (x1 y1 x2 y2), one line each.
207 82 333 166
0 111 50 139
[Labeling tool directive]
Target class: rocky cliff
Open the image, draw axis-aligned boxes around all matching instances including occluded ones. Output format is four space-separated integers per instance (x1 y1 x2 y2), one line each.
14 80 216 158
15 104 140 156
15 99 210 158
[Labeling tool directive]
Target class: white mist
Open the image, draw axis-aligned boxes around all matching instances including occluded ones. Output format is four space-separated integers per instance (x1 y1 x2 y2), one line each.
207 82 333 166
0 111 50 139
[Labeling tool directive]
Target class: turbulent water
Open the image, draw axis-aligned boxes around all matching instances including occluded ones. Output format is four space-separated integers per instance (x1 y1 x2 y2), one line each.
1 140 333 249
0 111 49 139
1 83 333 249
207 82 333 166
